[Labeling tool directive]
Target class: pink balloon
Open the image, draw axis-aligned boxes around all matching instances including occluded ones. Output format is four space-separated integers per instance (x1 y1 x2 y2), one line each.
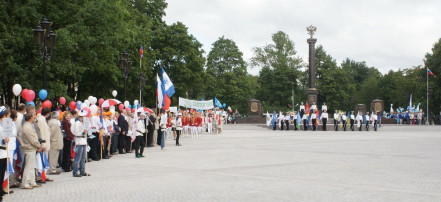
26 90 36 101
118 104 124 111
84 107 91 117
125 107 130 111
98 98 104 106
42 100 52 109
22 89 29 100
59 97 66 105
131 109 135 113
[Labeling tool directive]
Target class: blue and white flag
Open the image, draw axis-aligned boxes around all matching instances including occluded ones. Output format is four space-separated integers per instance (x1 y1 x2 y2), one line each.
161 67 175 97
214 97 222 108
157 74 164 109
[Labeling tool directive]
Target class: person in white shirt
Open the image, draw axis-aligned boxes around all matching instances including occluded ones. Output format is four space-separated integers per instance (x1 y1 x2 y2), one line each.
372 112 378 131
333 110 339 131
311 102 317 112
175 113 182 146
341 113 347 131
311 110 317 131
302 113 308 131
350 111 355 131
279 113 285 130
293 111 298 131
321 102 327 112
299 102 305 118
321 110 328 131
284 112 291 131
71 109 90 177
159 109 167 150
134 113 146 157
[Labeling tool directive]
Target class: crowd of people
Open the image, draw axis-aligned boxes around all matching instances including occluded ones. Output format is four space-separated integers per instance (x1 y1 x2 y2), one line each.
269 102 381 132
0 103 230 201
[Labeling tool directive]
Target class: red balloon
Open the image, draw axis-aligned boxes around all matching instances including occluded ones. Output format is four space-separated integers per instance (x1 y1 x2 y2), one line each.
125 107 130 111
69 101 77 110
131 109 135 113
26 90 36 101
37 107 42 114
83 107 91 117
42 100 52 109
59 97 66 105
98 98 104 106
22 89 28 100
118 104 124 111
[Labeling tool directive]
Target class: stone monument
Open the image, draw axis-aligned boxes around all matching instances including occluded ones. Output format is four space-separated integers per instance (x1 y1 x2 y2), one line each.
370 99 384 113
356 104 367 115
238 98 265 123
306 25 318 105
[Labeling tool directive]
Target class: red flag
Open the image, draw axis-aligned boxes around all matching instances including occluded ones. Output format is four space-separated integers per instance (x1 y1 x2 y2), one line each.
428 69 435 76
163 94 171 110
305 101 310 115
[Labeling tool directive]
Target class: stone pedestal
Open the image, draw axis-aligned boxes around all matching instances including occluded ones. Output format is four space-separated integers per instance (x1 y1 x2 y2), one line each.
238 99 265 123
306 88 318 106
370 99 384 113
356 104 367 115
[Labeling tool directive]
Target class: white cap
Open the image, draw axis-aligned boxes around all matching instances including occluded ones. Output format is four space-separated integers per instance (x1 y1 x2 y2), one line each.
78 109 88 117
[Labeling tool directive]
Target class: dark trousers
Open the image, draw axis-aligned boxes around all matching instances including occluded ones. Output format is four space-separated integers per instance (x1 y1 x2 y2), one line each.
312 119 317 131
118 134 125 153
366 122 369 131
273 125 276 130
359 122 362 131
343 120 347 131
102 136 109 158
350 120 355 131
147 126 154 146
0 158 6 198
323 118 327 131
157 129 162 145
303 120 307 131
134 136 145 156
294 119 298 130
285 120 290 131
281 121 284 130
334 120 338 131
176 130 181 145
62 139 73 171
374 121 377 131
111 134 119 154
125 135 132 153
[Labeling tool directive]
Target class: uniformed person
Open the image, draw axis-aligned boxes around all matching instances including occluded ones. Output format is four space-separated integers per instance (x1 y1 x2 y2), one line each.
299 102 305 118
321 110 328 131
341 112 347 131
350 111 355 131
333 110 339 131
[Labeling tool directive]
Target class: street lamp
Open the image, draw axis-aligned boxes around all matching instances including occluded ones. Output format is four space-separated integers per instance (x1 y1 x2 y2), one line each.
139 72 146 105
291 82 295 112
119 51 131 100
34 17 56 90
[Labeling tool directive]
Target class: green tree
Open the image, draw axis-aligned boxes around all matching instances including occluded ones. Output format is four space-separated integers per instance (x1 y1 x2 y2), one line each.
205 36 252 113
251 31 303 112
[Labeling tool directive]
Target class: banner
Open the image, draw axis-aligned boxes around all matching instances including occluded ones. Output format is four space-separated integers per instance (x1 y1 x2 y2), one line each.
169 106 178 113
179 97 214 110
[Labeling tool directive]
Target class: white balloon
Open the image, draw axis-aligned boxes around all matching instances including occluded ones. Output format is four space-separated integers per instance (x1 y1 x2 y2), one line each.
91 97 97 105
12 84 22 96
112 90 117 97
110 108 116 114
81 103 87 109
124 101 129 108
134 100 139 107
109 105 115 110
88 96 94 103
90 105 98 115
84 100 90 107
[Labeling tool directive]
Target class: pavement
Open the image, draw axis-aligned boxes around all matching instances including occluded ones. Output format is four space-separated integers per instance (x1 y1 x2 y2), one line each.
8 124 441 202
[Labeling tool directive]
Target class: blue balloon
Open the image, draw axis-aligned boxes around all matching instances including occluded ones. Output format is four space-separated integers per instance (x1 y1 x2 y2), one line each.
223 103 226 108
201 98 204 101
128 105 132 109
39 89 48 100
27 101 35 107
76 101 82 110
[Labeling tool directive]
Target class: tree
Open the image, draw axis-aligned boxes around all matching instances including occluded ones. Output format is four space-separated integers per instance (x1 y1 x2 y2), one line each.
251 31 303 111
205 36 252 112
424 38 441 120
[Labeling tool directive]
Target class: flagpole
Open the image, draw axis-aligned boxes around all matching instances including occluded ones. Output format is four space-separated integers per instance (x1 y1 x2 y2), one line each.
426 64 429 125
6 144 10 201
139 58 142 106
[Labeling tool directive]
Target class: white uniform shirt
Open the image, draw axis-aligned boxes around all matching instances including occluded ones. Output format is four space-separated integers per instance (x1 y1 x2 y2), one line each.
311 105 317 110
302 114 308 120
321 105 327 111
136 119 145 136
322 113 328 119
372 114 378 121
71 119 87 145
333 113 339 120
160 113 167 131
311 113 317 119
350 115 355 120
365 115 370 123
300 105 305 111
342 115 347 121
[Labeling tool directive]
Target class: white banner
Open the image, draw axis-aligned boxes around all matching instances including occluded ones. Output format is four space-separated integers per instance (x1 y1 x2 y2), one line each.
179 97 214 110
169 106 178 113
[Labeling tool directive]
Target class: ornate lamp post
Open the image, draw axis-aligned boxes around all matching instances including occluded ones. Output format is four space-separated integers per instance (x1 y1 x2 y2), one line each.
34 17 56 90
119 51 131 100
139 72 146 105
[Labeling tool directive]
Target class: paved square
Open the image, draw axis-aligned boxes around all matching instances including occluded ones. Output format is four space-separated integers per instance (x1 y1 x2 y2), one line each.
9 125 441 202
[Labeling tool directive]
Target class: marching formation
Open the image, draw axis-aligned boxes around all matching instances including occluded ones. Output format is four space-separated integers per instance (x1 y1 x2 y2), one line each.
0 103 230 201
268 102 381 132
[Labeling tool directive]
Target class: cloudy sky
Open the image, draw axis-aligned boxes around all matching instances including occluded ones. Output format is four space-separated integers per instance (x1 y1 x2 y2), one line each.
164 0 441 75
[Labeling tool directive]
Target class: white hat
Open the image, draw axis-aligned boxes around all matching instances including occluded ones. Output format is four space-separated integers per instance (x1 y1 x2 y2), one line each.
78 109 88 117
178 113 182 116
139 113 146 116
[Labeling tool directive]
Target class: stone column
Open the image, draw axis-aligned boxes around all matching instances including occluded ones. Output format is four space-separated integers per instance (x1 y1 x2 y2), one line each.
306 25 318 106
